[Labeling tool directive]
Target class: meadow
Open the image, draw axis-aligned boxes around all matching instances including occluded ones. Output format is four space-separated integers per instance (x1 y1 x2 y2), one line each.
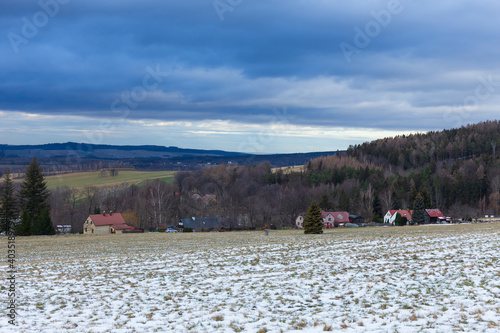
43 170 176 190
1 223 500 332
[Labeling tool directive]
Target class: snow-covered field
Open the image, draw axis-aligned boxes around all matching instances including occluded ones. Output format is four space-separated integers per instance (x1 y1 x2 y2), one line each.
2 223 500 332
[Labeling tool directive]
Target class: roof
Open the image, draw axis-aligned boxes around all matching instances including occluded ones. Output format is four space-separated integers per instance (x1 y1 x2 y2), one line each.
180 217 220 229
112 224 133 231
89 213 127 226
387 210 413 220
396 210 413 220
426 209 444 218
323 211 350 223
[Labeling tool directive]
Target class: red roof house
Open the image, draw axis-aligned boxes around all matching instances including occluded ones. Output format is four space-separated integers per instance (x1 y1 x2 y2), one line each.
425 209 445 224
323 211 350 227
83 212 133 234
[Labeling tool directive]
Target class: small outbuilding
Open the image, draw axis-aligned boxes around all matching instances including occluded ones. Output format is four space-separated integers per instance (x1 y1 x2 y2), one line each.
179 217 220 232
425 209 445 224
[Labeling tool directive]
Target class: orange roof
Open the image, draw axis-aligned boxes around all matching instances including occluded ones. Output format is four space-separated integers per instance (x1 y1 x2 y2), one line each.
90 213 127 226
396 210 412 220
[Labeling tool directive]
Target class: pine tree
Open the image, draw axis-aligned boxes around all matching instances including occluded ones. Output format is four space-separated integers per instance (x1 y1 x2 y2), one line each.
394 212 402 226
412 195 425 225
303 201 323 234
0 169 18 233
319 192 331 210
38 207 56 235
17 209 32 236
18 157 53 235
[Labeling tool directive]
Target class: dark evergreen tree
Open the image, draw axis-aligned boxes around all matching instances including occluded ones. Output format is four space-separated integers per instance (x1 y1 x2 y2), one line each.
319 192 331 210
17 209 32 236
38 207 56 235
393 212 402 226
18 157 53 235
339 190 350 212
303 201 323 234
400 216 408 226
0 169 18 233
420 188 432 208
412 195 425 225
372 194 382 217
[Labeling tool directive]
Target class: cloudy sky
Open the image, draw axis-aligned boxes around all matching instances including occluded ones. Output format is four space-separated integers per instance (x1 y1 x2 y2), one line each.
1 0 500 153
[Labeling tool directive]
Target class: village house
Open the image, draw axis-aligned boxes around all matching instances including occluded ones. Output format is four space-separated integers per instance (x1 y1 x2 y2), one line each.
83 212 134 234
296 211 350 229
384 210 413 225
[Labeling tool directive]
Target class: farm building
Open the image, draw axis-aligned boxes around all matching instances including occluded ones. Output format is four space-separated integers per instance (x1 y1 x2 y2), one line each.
425 209 445 224
83 212 134 234
179 217 220 232
56 225 72 234
384 210 413 225
349 214 366 224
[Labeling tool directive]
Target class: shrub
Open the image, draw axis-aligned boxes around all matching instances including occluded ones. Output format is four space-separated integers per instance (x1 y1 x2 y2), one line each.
183 228 193 232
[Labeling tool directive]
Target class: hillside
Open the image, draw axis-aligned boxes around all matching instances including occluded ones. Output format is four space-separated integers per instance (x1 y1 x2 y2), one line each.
303 120 500 218
347 120 500 169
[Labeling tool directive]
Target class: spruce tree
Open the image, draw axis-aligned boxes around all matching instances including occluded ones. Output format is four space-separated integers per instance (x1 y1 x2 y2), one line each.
303 201 323 234
412 195 426 225
17 209 32 236
319 192 331 210
0 169 18 233
394 212 402 226
18 157 53 235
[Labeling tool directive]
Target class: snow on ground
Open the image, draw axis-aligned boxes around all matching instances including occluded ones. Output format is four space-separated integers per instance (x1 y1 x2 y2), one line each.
2 223 500 332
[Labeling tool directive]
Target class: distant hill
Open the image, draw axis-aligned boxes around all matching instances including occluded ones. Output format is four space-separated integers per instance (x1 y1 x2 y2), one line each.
0 142 249 159
0 142 340 170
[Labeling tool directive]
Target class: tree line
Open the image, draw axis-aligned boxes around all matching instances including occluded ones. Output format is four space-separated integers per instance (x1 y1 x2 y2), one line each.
2 121 499 234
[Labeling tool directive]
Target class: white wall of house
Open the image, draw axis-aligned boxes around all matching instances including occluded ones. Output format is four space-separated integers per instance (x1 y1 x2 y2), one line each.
384 211 394 224
296 216 304 228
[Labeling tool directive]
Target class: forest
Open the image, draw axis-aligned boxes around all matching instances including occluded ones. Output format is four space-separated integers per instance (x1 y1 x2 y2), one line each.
1 120 499 233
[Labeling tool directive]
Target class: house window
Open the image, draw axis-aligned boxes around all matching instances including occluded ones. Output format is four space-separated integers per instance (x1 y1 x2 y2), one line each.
85 228 87 233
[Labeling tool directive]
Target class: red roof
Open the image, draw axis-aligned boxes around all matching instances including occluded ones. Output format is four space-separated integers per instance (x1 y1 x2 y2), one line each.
112 224 133 231
426 209 444 218
90 213 128 226
396 210 413 221
323 211 350 223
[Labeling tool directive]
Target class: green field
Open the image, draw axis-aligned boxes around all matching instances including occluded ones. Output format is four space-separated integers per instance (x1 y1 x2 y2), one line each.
44 169 176 190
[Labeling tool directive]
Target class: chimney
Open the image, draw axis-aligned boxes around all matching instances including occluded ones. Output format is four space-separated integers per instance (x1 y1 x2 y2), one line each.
110 211 113 216
102 211 106 216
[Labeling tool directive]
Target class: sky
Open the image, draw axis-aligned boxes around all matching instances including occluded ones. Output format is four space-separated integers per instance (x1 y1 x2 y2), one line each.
1 0 500 154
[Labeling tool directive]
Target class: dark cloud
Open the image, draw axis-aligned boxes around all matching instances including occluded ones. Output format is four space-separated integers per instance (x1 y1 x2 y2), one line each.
1 0 499 150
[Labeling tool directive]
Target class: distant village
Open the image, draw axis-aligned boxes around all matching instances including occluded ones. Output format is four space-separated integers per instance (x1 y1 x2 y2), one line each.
56 203 499 235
